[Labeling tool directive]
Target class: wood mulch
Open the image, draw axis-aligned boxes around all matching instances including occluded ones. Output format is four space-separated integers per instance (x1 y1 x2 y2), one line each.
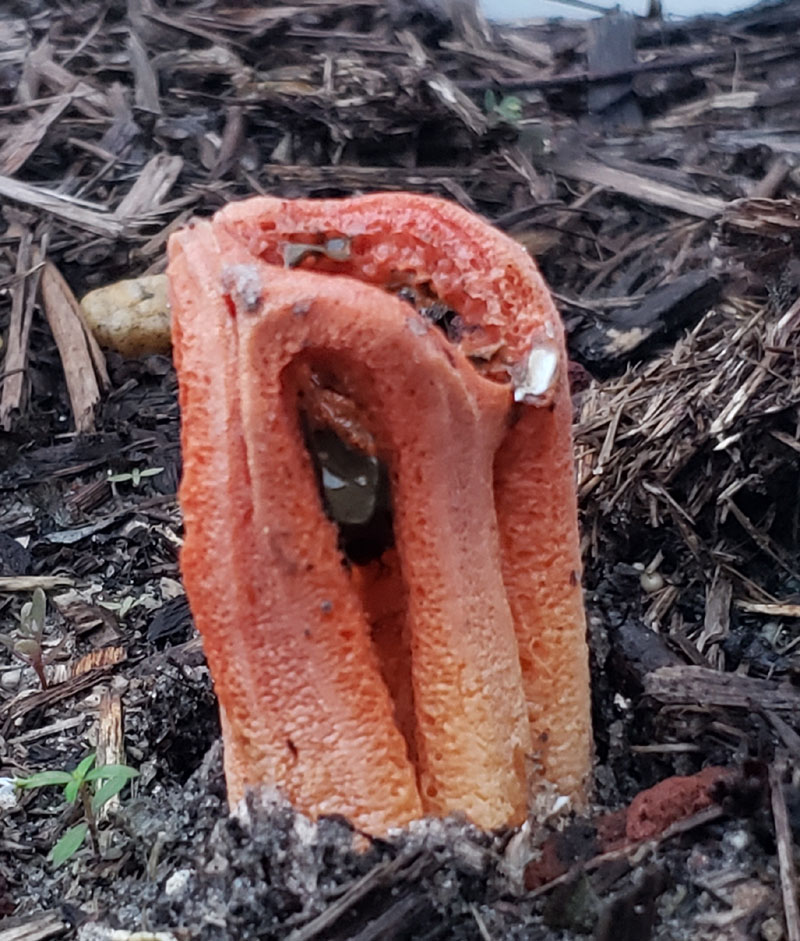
0 1 798 939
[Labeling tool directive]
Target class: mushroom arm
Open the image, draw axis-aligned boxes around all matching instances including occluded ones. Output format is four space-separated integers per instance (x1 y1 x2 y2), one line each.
215 193 592 801
169 221 533 831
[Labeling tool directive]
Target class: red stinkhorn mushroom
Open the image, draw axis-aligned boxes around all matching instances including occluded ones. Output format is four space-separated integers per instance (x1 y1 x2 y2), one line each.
168 193 590 834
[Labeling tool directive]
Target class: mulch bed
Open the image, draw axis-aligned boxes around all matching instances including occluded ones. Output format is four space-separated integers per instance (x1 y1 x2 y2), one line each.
0 1 798 938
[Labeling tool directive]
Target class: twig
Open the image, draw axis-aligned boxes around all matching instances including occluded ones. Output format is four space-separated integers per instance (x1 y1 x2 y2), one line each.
553 156 727 219
0 910 67 941
456 49 733 91
528 805 725 899
738 599 800 618
546 0 616 13
769 761 800 941
1 664 119 734
470 904 494 941
0 576 74 592
286 851 432 941
0 175 123 238
0 226 38 429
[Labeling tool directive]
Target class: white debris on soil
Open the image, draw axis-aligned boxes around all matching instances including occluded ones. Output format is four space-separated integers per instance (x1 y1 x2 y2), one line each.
0 776 18 812
164 867 193 899
0 668 21 691
77 927 180 941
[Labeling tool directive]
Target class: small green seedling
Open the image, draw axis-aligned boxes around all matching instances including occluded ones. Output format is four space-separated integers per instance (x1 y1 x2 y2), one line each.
97 593 145 619
16 753 139 866
107 465 164 488
484 89 523 125
0 587 63 689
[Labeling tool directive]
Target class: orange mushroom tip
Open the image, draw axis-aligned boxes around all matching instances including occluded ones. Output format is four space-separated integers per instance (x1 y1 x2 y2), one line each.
167 193 591 836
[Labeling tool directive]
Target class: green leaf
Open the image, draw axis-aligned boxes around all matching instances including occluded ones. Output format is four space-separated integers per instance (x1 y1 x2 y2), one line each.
49 823 88 866
484 89 497 112
12 638 40 659
497 95 522 121
107 472 133 483
16 770 73 789
72 753 96 783
91 772 137 811
30 588 46 633
85 764 139 783
63 779 80 804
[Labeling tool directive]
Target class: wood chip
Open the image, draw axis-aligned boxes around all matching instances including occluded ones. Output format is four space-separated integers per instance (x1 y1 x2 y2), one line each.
736 600 800 618
128 31 161 115
769 762 800 941
1 664 119 730
0 226 41 430
71 646 126 677
25 40 110 117
40 261 110 432
554 156 727 218
0 911 67 941
697 575 732 667
0 96 71 175
645 665 800 712
586 13 641 125
0 175 123 238
571 270 720 368
0 575 74 592
114 154 183 223
96 688 125 821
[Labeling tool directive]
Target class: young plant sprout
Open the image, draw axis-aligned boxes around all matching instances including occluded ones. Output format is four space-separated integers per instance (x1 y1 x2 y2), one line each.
15 753 139 867
107 465 164 488
0 587 63 690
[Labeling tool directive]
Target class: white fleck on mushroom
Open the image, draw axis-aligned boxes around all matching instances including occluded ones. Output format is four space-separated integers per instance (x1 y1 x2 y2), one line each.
513 344 559 405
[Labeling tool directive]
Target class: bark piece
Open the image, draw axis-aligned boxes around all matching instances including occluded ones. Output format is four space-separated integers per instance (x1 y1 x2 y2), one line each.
645 664 800 712
572 271 721 370
40 262 110 433
0 226 40 430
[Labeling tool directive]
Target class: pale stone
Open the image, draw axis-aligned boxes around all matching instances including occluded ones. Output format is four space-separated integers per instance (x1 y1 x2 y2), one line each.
80 274 170 357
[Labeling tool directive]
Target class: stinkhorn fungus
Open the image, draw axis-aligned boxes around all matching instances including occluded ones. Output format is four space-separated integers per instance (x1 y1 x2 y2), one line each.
168 193 591 835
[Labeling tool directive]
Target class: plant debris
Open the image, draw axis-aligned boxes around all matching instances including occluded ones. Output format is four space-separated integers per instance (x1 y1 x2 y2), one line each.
1 0 799 938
